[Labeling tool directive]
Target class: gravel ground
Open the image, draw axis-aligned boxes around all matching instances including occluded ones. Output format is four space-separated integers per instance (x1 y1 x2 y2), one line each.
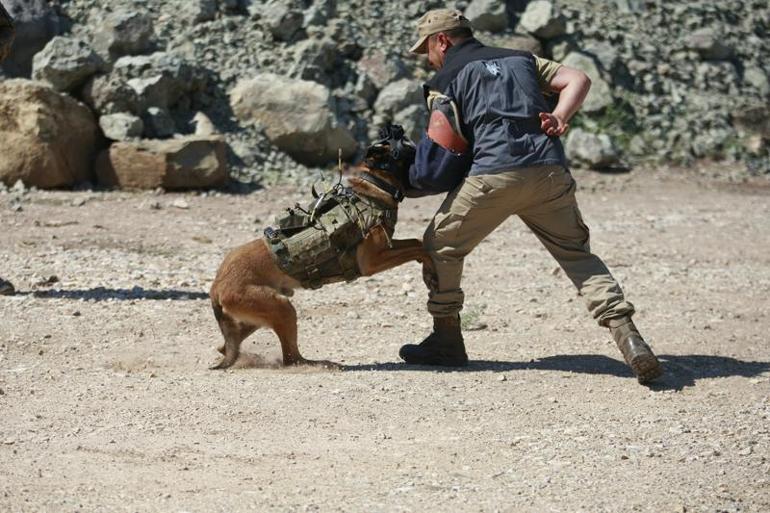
1 166 769 513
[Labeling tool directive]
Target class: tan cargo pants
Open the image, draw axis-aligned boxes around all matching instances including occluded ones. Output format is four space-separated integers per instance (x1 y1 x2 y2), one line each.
423 165 635 326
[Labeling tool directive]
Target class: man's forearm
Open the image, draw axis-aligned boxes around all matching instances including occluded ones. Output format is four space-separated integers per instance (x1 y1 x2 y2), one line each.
551 73 591 124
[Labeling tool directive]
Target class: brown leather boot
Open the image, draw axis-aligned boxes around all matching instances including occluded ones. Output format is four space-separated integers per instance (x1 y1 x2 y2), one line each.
608 317 663 384
399 315 468 367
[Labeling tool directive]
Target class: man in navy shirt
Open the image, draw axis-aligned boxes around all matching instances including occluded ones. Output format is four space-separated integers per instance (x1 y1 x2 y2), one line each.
400 9 662 384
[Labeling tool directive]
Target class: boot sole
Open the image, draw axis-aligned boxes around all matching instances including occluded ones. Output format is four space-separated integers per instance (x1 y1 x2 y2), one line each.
631 354 663 384
399 348 468 367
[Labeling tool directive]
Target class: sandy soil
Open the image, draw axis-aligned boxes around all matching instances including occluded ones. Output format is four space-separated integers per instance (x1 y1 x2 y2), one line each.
1 166 769 513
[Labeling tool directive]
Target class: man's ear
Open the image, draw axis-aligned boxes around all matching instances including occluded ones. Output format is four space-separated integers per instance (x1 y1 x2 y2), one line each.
437 33 452 52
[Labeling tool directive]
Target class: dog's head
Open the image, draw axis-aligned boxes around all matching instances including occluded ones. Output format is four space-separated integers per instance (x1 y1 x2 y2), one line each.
362 124 416 189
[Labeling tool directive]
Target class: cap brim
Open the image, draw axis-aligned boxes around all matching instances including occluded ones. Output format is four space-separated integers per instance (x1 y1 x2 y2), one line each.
409 34 429 54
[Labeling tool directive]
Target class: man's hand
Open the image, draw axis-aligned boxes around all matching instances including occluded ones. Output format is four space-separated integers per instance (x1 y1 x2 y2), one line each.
539 112 569 137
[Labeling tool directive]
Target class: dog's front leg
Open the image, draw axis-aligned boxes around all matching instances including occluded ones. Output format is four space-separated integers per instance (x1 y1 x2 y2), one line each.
358 227 428 277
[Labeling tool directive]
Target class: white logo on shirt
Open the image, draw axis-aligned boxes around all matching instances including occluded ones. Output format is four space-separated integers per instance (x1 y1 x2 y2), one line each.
485 61 501 77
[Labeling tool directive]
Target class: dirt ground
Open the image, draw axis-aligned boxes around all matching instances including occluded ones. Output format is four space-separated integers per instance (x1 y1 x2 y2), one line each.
1 166 769 513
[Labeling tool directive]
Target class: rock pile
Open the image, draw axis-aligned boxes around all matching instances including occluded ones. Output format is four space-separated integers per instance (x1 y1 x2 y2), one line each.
0 0 767 188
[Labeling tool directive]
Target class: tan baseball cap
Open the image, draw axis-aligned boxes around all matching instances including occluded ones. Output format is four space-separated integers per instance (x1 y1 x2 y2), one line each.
409 9 473 54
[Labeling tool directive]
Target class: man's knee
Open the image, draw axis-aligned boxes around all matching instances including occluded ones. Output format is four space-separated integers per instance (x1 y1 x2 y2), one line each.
424 213 464 256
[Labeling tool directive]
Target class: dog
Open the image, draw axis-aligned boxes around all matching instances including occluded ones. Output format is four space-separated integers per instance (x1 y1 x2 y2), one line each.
209 126 428 369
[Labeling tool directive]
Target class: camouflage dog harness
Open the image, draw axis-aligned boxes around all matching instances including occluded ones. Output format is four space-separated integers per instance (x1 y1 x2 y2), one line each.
264 183 397 290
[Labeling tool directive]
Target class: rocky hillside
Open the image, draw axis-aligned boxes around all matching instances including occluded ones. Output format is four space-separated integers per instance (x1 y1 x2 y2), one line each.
0 0 768 189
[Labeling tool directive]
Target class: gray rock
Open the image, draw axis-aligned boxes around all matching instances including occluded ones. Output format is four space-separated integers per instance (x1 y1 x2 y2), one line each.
690 129 732 159
96 136 229 190
358 51 407 90
562 52 613 113
143 107 177 139
180 0 218 24
31 36 101 92
114 52 207 110
191 112 218 136
0 0 61 77
256 0 304 41
99 113 144 141
518 0 567 39
546 35 577 61
613 0 644 12
392 105 428 142
685 28 733 61
91 11 155 62
583 41 619 81
374 79 423 117
496 33 543 55
290 37 338 82
743 67 770 97
220 0 242 12
303 0 335 28
230 73 356 165
127 75 180 110
731 104 770 140
464 0 508 33
352 73 378 112
82 74 139 116
566 128 620 169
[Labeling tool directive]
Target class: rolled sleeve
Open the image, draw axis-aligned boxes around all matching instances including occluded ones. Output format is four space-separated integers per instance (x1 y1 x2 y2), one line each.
535 56 563 93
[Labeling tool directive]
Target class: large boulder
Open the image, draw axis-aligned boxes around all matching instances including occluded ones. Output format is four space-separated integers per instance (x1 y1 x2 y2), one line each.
82 52 207 118
464 0 508 33
96 136 229 189
562 51 613 113
31 36 102 92
374 79 423 117
113 52 208 110
229 73 356 165
518 0 566 40
565 128 620 169
0 0 60 77
91 10 155 62
0 80 98 188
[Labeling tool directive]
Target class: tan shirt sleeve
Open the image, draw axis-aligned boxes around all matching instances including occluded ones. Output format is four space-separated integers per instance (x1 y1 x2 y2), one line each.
535 56 563 93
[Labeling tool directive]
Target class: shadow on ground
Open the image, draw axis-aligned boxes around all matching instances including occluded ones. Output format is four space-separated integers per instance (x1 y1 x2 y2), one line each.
19 287 209 301
344 355 770 391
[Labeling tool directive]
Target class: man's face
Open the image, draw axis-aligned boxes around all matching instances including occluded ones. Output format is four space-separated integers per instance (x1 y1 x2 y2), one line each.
426 33 449 70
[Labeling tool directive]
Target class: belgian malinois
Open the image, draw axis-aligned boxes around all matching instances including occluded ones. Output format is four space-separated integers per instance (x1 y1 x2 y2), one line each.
209 126 428 369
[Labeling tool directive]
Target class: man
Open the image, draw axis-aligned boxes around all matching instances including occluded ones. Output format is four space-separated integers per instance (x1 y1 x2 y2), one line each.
0 0 15 296
399 9 663 384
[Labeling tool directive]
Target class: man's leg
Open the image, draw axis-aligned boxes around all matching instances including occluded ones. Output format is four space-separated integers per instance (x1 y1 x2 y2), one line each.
400 173 522 366
518 168 662 383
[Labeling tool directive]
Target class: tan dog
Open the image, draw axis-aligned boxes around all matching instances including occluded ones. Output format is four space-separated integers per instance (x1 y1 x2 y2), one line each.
209 130 427 369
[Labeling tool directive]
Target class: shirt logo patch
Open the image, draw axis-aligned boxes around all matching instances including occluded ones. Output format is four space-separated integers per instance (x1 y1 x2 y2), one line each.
485 61 501 77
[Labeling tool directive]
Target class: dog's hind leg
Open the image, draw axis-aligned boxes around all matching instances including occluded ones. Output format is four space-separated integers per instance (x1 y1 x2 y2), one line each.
210 300 258 369
264 293 340 370
214 286 339 370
